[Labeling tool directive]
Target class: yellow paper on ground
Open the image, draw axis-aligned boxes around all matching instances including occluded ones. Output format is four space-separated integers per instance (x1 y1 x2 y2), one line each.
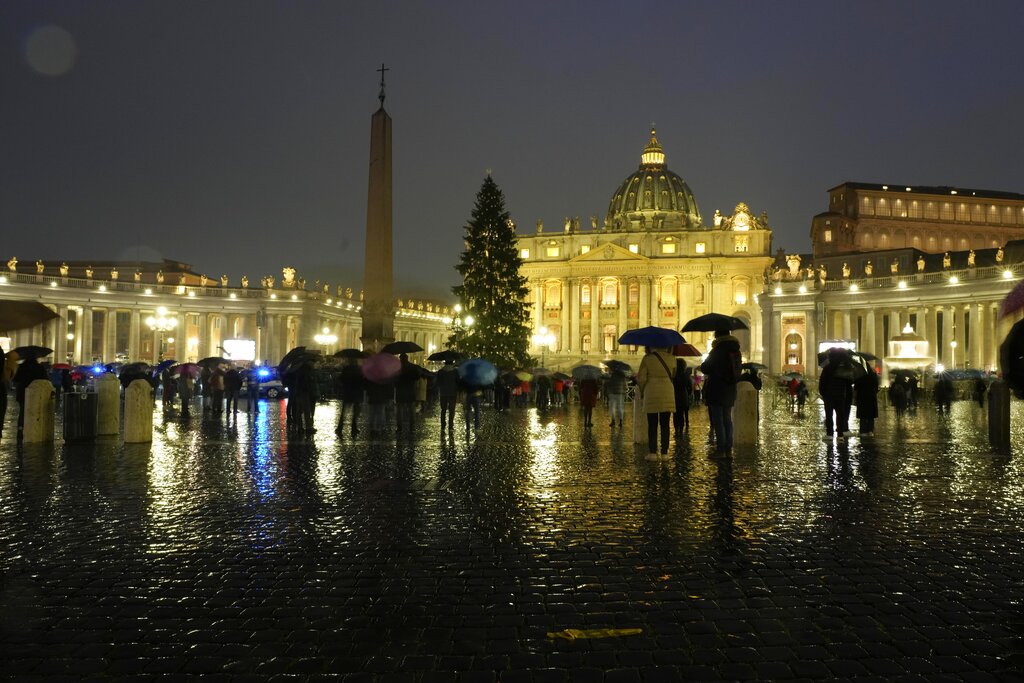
546 628 643 641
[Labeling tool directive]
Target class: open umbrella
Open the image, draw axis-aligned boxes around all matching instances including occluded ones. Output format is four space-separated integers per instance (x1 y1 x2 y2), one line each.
681 313 749 333
334 348 369 359
672 343 703 357
853 351 880 362
197 356 230 368
741 362 767 371
998 279 1024 319
552 371 571 380
154 359 177 374
571 364 603 381
604 359 633 375
170 362 200 378
458 358 498 387
362 352 402 384
0 300 59 332
617 326 685 348
11 345 53 360
1000 318 1024 398
427 349 463 362
120 361 151 375
514 370 532 382
382 340 423 354
51 363 72 370
278 346 307 371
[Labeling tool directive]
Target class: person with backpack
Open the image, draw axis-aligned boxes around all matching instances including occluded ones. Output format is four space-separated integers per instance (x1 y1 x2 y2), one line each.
637 345 676 457
818 348 856 439
700 328 742 454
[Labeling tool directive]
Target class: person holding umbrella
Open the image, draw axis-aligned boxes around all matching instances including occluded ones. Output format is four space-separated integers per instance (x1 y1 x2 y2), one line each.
672 358 693 434
435 359 459 432
224 366 243 417
637 345 676 457
334 358 365 436
700 329 742 454
854 366 879 435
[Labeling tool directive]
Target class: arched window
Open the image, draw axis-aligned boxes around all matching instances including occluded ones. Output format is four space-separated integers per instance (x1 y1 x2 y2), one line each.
785 333 803 368
628 282 639 305
581 284 591 305
545 281 560 306
734 281 748 306
659 277 677 305
602 325 617 352
581 334 591 354
601 280 618 306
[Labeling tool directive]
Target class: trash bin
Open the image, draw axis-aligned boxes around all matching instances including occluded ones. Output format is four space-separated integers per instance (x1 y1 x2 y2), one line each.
63 391 98 441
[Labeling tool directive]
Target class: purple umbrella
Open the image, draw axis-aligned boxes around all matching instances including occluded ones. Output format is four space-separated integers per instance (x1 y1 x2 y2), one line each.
362 353 401 384
998 279 1024 319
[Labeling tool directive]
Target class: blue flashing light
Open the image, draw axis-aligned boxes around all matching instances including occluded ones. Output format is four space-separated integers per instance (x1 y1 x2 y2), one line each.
257 368 271 378
92 366 103 374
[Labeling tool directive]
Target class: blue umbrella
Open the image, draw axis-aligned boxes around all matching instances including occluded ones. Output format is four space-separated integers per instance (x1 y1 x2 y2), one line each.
154 359 177 374
617 326 684 348
457 358 499 387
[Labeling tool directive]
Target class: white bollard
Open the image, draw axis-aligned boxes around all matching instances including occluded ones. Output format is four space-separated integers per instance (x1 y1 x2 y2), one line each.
124 379 153 443
96 374 121 436
734 382 759 445
23 379 55 443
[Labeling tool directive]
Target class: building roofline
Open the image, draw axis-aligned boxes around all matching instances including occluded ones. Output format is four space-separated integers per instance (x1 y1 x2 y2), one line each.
827 181 1024 202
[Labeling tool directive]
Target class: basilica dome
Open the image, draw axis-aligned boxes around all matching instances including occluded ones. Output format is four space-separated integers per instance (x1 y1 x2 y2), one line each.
605 129 702 231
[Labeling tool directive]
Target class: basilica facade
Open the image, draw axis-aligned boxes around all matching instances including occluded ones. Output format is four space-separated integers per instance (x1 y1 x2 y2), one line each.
516 130 773 367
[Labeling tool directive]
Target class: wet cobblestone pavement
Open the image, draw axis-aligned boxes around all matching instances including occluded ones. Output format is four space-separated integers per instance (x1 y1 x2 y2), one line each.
1 393 1023 681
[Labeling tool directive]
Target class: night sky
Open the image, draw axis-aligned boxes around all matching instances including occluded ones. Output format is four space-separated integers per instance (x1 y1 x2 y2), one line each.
3 1 1023 300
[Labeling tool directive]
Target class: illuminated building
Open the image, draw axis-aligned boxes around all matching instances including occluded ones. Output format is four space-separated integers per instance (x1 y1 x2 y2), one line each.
516 129 773 366
761 182 1024 375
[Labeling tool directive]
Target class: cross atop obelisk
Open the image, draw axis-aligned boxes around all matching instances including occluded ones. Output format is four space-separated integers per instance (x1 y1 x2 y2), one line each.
361 70 395 352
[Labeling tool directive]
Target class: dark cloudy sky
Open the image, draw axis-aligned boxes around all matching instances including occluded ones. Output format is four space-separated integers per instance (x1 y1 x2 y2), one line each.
3 1 1023 300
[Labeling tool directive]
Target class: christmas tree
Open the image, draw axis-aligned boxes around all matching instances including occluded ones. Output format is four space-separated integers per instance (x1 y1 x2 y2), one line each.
450 175 531 368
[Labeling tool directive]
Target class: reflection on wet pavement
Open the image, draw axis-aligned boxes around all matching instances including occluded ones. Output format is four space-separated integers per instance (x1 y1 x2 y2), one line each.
1 394 1022 679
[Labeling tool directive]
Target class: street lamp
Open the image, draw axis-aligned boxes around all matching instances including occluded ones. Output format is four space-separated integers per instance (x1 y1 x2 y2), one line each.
949 340 957 370
314 326 338 351
146 306 178 361
532 325 555 368
448 304 475 349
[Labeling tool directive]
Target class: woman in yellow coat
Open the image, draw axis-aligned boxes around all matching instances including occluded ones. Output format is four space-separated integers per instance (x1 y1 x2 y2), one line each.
637 346 676 455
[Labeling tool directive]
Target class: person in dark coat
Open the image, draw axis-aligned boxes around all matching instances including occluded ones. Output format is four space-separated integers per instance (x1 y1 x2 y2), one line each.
972 378 986 408
0 347 10 439
672 359 693 434
394 354 419 433
335 359 365 435
535 374 551 411
224 367 243 416
290 362 318 433
578 377 599 427
366 379 394 436
13 356 48 438
435 360 459 431
853 369 879 435
889 378 908 417
933 373 954 413
818 348 855 439
699 329 742 454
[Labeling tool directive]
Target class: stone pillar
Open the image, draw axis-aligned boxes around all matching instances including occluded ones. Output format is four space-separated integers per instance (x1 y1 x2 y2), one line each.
569 280 580 353
864 310 877 359
81 306 94 363
916 306 928 338
265 314 277 365
926 307 939 364
559 279 570 353
104 309 116 361
638 278 650 328
769 310 782 374
617 280 628 346
129 310 141 361
55 305 69 362
589 282 599 354
970 303 984 369
805 308 818 376
124 379 153 443
359 101 395 352
841 310 852 340
22 380 55 443
941 306 954 366
96 373 120 436
734 382 758 445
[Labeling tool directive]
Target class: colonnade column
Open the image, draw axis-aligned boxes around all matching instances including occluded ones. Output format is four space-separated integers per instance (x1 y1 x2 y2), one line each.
769 310 781 374
589 281 599 354
970 303 984 369
129 311 140 361
81 306 94 363
559 279 570 353
805 308 818 375
197 313 210 360
841 310 852 340
569 280 580 354
54 305 68 362
941 306 954 366
638 278 650 328
863 309 876 359
926 307 939 364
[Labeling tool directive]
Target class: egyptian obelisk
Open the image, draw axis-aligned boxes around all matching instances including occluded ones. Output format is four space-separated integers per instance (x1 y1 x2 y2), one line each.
360 65 395 352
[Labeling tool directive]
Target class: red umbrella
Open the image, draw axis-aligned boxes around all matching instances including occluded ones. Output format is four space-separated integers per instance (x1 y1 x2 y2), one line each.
998 279 1024 319
170 362 200 378
361 353 401 384
51 363 73 370
672 343 703 357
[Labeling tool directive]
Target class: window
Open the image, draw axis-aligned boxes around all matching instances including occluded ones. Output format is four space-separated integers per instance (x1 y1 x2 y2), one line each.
545 282 560 306
581 334 591 354
545 245 560 258
823 229 832 243
660 278 677 305
581 284 591 305
520 248 530 259
580 244 590 254
660 242 676 254
734 235 750 252
628 243 639 253
734 282 748 305
695 242 706 254
695 284 705 303
602 325 617 352
628 283 639 305
601 281 617 306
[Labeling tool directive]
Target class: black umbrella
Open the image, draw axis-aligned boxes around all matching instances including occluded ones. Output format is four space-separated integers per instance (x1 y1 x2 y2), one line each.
604 359 633 375
382 340 423 354
854 351 880 362
278 346 307 372
120 361 151 375
334 348 369 359
999 318 1024 399
681 313 749 333
11 345 53 360
197 356 231 368
0 301 59 332
741 362 767 371
427 349 463 362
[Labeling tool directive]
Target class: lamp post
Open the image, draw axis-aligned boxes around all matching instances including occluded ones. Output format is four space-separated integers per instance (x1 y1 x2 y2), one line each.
950 340 957 370
444 304 474 352
145 307 178 362
532 325 555 369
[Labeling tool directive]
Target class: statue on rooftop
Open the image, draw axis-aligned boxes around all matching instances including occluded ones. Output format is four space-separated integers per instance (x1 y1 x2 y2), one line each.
968 249 976 267
110 268 118 280
241 275 249 288
6 256 16 272
996 246 1005 263
35 260 44 274
917 255 925 272
59 263 69 277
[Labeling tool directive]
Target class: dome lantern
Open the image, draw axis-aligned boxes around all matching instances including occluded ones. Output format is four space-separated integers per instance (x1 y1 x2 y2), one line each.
640 127 665 168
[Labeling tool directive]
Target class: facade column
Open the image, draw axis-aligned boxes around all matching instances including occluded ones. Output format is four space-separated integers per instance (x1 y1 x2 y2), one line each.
617 284 628 345
129 310 141 361
926 307 939 365
638 278 650 328
104 309 116 361
81 306 94 363
970 302 984 369
864 309 877 360
54 305 69 363
940 306 954 366
533 282 544 332
841 310 852 340
559 279 570 353
769 310 782 373
988 303 1001 371
889 310 901 339
915 305 927 337
589 281 599 354
197 313 209 360
569 280 580 354
805 308 818 376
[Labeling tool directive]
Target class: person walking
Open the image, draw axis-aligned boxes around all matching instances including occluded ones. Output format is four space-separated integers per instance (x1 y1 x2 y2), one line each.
854 368 879 435
672 359 693 434
394 354 419 433
972 377 986 408
435 360 459 431
209 366 226 415
179 374 194 417
246 369 260 412
700 329 742 454
818 348 855 439
889 379 908 418
933 372 954 414
335 359 365 435
578 377 599 427
637 345 676 457
464 382 483 434
13 355 47 440
605 368 627 427
535 374 551 411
